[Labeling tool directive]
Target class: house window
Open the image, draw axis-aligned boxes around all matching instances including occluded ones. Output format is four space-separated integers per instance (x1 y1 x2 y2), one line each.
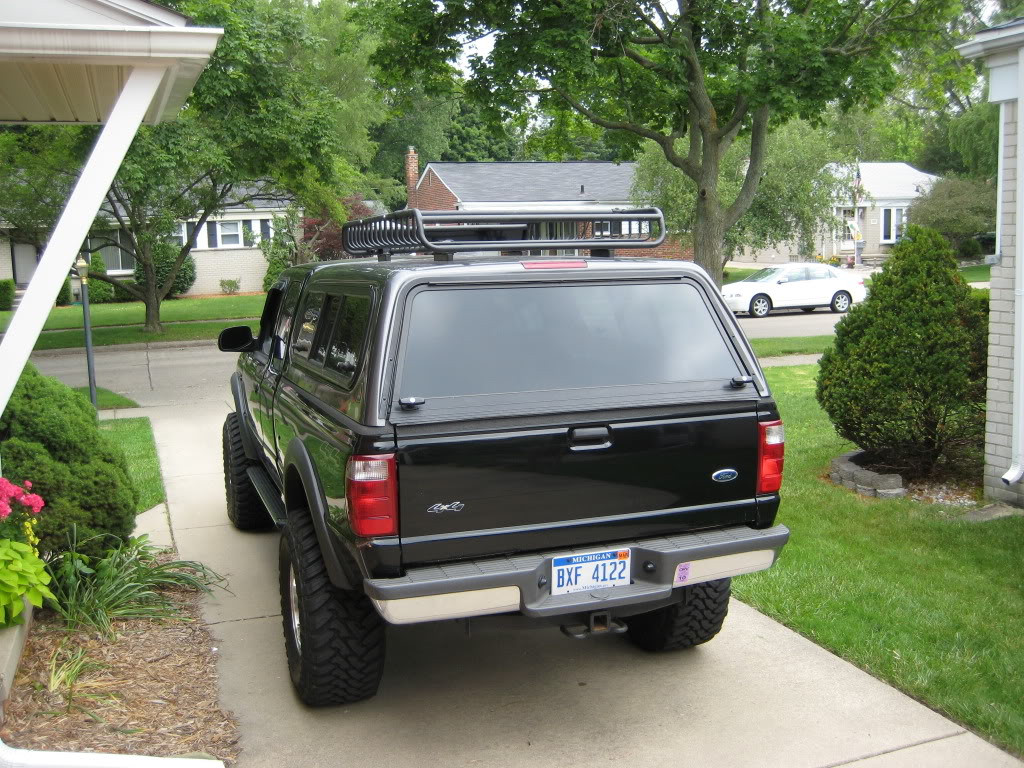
85 230 135 272
168 222 186 247
881 208 905 244
219 221 241 247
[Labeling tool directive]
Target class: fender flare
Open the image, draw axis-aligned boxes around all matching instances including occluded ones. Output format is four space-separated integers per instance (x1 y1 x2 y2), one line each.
282 437 359 590
229 372 261 463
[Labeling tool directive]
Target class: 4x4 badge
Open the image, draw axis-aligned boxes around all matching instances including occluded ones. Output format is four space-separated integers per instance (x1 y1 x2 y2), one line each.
711 469 739 483
427 501 466 514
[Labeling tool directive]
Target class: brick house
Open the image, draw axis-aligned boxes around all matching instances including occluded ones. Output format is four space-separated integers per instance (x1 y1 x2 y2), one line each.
959 21 1024 505
404 147 690 260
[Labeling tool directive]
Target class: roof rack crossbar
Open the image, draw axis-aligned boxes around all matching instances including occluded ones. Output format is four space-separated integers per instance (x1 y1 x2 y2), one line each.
342 207 666 257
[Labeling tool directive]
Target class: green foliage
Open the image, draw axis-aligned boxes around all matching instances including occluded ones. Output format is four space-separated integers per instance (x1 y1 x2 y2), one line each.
261 209 313 290
376 0 958 278
134 240 195 298
633 120 848 262
112 279 137 303
0 279 13 311
824 105 925 164
0 365 139 557
56 279 72 307
919 103 1000 179
959 237 983 260
0 539 55 627
220 278 241 295
908 177 996 250
86 253 114 304
45 533 222 638
443 99 521 162
816 225 986 476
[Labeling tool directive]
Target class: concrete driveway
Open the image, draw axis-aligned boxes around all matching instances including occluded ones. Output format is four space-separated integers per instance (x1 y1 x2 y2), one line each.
31 345 1022 768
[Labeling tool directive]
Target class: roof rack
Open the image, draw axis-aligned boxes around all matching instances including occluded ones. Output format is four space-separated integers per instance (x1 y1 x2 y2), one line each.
341 208 666 261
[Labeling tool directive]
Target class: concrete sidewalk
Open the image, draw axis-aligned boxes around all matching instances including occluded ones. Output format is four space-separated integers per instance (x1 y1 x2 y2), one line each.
122 380 1021 768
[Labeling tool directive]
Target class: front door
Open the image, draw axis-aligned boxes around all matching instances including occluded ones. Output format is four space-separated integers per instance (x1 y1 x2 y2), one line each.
12 243 37 287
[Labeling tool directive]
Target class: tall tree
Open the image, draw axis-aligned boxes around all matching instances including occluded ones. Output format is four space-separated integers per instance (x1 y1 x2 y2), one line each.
0 0 386 332
376 0 958 283
633 120 850 259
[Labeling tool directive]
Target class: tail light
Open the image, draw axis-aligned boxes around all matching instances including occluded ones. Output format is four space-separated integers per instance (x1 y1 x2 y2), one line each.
758 421 785 494
346 454 398 537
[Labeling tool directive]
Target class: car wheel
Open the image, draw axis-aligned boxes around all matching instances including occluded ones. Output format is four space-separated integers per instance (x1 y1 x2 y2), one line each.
280 509 386 706
749 294 772 318
801 307 815 313
222 413 270 530
626 578 731 652
830 291 852 313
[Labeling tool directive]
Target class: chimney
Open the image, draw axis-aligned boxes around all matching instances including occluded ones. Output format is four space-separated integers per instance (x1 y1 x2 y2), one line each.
405 146 419 208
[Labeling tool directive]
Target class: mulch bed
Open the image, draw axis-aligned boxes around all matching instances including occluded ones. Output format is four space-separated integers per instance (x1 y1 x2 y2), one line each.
0 591 239 763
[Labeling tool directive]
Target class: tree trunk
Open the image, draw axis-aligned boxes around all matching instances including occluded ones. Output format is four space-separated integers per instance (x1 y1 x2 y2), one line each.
141 250 162 333
692 177 726 286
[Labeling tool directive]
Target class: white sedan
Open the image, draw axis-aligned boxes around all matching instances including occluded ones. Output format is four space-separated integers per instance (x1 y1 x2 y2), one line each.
721 264 868 318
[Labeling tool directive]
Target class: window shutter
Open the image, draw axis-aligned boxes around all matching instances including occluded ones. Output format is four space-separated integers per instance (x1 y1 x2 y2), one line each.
186 222 197 247
260 219 271 241
242 220 253 246
207 223 218 249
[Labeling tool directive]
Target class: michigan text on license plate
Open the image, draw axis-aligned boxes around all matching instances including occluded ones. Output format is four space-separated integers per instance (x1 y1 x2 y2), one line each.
551 548 631 596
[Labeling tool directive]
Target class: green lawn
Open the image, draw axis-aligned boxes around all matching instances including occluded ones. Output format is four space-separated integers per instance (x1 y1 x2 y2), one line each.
99 417 165 512
960 264 991 283
750 335 833 358
30 320 255 351
73 387 140 410
0 293 266 333
724 268 758 284
735 365 1024 755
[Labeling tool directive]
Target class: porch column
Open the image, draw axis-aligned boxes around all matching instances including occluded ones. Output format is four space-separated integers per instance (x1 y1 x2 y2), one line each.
0 65 166 417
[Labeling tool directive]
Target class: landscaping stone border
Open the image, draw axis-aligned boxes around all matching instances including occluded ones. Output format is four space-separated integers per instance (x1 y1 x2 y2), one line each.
0 600 32 725
829 450 907 498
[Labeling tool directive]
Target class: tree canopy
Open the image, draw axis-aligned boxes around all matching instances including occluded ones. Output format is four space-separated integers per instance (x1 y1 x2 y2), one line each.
377 0 960 282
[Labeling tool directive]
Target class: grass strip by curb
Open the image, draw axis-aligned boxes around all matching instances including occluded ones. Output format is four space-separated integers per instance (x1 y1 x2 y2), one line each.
99 417 166 513
749 335 833 358
30 320 255 351
0 294 266 333
735 365 1024 756
73 387 140 410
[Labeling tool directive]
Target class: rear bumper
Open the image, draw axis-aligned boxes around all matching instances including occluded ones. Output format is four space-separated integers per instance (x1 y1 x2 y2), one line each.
364 524 789 624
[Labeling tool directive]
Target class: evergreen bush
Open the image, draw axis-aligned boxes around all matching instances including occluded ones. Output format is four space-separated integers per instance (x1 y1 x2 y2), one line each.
0 365 139 557
86 253 115 304
135 241 196 298
958 237 982 260
56 279 72 306
112 279 138 303
816 225 987 477
0 279 14 311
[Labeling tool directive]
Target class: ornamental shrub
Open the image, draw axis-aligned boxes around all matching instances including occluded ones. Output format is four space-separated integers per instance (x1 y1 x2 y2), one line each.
56 279 72 306
816 225 987 477
0 279 14 311
0 365 139 557
135 240 196 298
86 252 115 304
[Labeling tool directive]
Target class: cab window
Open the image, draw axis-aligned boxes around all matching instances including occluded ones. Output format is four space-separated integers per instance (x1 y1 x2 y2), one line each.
293 293 325 358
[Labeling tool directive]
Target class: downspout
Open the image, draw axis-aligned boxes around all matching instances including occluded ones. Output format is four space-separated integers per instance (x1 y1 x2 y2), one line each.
1003 47 1024 485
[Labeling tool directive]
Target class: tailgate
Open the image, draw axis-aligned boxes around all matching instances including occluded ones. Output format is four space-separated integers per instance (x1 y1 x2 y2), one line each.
389 277 765 565
396 403 761 564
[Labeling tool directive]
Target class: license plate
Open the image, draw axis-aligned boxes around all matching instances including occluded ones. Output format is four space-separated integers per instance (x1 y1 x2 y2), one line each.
550 548 631 596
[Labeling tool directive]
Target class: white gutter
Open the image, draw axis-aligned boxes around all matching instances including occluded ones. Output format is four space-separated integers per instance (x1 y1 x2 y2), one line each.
0 738 225 768
1003 45 1024 485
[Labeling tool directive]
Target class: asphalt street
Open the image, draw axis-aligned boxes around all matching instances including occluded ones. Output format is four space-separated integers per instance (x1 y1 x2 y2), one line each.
27 306 841 399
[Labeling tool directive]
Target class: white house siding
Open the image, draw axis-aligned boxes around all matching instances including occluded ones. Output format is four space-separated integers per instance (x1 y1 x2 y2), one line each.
0 238 12 281
985 100 1021 505
187 246 268 295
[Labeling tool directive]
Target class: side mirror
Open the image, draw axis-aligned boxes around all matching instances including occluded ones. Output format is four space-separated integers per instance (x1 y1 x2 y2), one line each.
218 325 257 352
777 278 788 284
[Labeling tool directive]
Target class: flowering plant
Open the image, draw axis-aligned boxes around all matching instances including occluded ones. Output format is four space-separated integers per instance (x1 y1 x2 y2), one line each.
0 478 53 627
0 477 46 549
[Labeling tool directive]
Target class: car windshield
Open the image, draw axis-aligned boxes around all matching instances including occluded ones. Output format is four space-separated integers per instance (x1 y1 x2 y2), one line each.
743 268 787 283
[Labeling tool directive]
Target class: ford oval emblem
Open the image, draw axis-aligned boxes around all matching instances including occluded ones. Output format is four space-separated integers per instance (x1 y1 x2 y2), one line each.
712 469 739 483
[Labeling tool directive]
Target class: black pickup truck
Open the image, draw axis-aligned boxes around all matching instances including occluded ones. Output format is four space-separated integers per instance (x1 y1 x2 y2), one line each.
218 208 789 706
